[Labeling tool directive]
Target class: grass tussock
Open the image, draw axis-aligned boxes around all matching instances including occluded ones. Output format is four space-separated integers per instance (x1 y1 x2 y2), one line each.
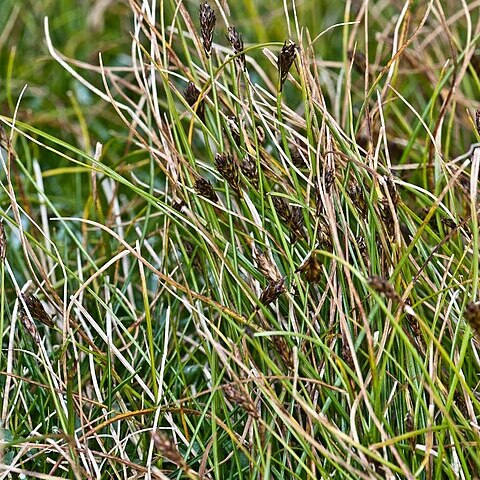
1 0 480 478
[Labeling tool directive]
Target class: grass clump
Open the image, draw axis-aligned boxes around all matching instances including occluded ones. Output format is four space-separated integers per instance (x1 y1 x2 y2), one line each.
1 0 480 478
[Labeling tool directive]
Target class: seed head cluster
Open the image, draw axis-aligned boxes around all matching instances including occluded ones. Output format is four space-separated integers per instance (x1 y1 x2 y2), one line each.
277 41 297 91
226 26 245 70
199 2 216 58
184 81 204 121
215 152 241 196
195 177 218 202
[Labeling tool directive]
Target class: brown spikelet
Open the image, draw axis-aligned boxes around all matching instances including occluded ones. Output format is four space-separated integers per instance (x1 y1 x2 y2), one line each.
184 81 204 121
368 276 400 302
324 168 335 192
19 308 41 344
475 109 480 136
342 341 355 371
259 277 286 305
240 154 258 188
253 248 281 282
385 174 399 206
348 49 367 75
255 125 265 145
0 223 6 262
21 293 54 328
271 335 293 369
226 115 241 146
290 145 306 168
317 221 332 248
272 196 304 239
215 152 241 196
277 41 297 91
465 301 480 336
152 430 189 471
223 383 259 418
296 252 321 284
199 2 216 58
405 412 415 451
226 26 245 70
272 196 291 222
194 177 218 202
289 205 304 239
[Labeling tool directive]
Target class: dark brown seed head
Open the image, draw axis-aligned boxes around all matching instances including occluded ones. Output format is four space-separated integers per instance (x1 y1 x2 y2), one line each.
21 293 54 328
271 335 293 369
215 152 241 195
254 248 281 282
226 115 241 146
19 307 40 345
317 222 332 248
368 276 400 302
475 109 480 136
272 196 292 223
465 301 480 335
0 223 6 262
290 145 306 168
272 196 303 239
385 174 399 206
296 253 321 283
199 2 216 58
184 82 204 121
152 430 188 469
194 177 218 202
277 41 297 91
348 49 367 75
342 341 355 370
289 206 304 239
226 26 245 70
259 277 286 305
171 197 186 212
240 154 258 188
223 383 258 418
324 168 335 192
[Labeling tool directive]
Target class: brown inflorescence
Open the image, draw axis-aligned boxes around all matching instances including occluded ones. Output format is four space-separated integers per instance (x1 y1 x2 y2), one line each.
21 293 54 328
296 253 322 284
194 177 218 202
368 276 400 302
199 2 216 58
272 196 304 239
226 26 245 71
215 152 241 196
465 301 480 336
277 41 297 91
152 430 189 470
184 81 205 121
223 383 259 418
259 277 286 305
240 154 258 188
